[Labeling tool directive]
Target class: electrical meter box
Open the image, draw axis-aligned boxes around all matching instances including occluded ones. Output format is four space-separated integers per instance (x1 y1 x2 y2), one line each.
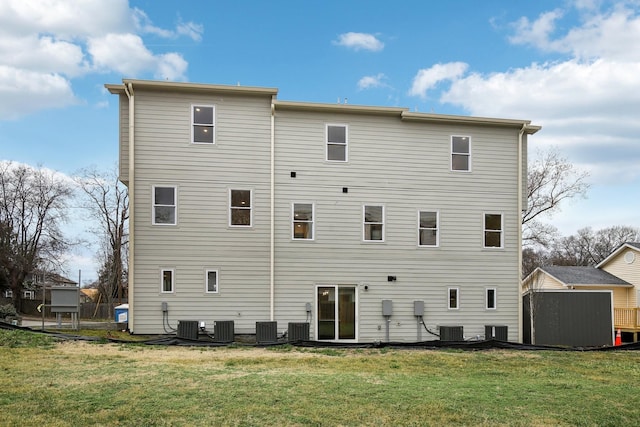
413 301 424 316
382 299 393 316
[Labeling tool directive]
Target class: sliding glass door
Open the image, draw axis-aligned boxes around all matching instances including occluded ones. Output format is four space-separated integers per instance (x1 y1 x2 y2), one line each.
317 285 356 340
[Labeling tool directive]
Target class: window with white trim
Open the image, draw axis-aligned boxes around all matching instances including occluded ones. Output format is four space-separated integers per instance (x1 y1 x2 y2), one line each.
229 189 252 227
153 186 177 225
484 213 503 248
293 203 314 240
22 290 35 300
161 269 174 293
205 270 218 293
327 124 348 161
3 289 12 298
486 288 496 310
448 287 459 310
192 105 215 144
363 205 384 241
419 211 439 247
451 136 471 171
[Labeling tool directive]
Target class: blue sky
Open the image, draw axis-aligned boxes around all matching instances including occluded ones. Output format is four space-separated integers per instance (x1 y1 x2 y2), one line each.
1 0 639 282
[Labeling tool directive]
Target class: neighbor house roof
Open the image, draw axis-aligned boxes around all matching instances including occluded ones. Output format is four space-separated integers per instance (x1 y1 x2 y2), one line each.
540 265 632 287
596 242 640 268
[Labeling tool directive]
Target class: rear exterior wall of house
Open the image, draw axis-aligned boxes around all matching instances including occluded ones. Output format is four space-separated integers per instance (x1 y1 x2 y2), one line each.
112 81 533 342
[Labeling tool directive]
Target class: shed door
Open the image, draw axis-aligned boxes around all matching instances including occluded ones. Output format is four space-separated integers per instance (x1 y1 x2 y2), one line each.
317 285 356 340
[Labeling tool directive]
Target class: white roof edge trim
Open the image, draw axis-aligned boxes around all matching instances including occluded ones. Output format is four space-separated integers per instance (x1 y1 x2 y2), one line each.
596 243 640 268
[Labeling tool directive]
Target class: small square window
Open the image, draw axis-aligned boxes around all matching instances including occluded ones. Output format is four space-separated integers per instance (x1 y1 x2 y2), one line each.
327 124 348 161
230 189 252 227
484 213 503 248
448 287 459 310
161 269 174 293
153 186 177 225
192 105 215 144
486 288 496 309
293 203 314 239
451 136 471 171
364 205 384 241
206 270 218 293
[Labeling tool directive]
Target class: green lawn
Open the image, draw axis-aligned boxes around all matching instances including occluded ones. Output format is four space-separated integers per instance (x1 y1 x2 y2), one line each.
1 329 639 426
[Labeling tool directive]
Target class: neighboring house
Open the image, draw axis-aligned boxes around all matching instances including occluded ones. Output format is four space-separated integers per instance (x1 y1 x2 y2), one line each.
80 288 99 303
522 242 640 340
106 79 540 342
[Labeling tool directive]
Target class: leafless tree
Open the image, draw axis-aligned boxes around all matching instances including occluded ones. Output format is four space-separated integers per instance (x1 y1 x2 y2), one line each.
0 162 73 311
523 148 590 247
74 166 128 309
550 226 640 266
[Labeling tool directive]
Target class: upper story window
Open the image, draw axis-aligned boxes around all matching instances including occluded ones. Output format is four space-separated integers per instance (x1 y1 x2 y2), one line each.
419 211 439 247
293 203 314 240
229 189 252 227
451 136 471 171
327 124 348 162
484 213 503 248
161 269 174 293
363 205 384 242
205 270 218 293
192 105 215 144
153 186 177 225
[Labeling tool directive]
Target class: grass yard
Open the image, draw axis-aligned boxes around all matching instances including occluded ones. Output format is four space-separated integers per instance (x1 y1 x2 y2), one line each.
1 329 640 426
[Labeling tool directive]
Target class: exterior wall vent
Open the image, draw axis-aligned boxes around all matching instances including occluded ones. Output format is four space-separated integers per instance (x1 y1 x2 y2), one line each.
288 322 310 342
177 320 199 340
214 320 235 343
439 325 464 341
256 321 278 344
485 325 508 341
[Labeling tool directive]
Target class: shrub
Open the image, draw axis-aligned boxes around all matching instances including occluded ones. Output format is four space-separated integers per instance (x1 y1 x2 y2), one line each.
0 304 18 319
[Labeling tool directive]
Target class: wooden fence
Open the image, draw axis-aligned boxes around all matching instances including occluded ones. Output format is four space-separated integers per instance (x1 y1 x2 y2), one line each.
2 297 127 320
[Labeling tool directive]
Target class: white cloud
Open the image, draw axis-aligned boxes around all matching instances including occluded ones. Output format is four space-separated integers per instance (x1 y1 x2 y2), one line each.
0 35 88 77
177 21 204 42
0 0 202 119
510 4 640 61
408 62 468 98
438 1 640 201
0 66 77 120
358 73 388 90
334 32 384 51
88 33 186 80
508 9 564 51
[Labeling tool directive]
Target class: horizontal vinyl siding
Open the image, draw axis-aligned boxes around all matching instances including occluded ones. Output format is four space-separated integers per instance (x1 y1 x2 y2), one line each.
131 90 272 334
119 94 129 184
602 251 640 307
273 110 521 341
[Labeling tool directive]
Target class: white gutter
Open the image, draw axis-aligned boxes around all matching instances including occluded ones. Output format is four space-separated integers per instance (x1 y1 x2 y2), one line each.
124 82 135 333
270 97 275 321
517 123 526 343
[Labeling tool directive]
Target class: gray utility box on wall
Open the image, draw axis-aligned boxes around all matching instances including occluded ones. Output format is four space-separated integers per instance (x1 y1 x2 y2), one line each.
439 326 464 341
177 320 199 340
485 325 508 341
214 320 235 343
256 321 278 344
288 322 310 341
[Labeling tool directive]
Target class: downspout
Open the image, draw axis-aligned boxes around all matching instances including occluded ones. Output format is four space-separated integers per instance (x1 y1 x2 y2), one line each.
124 82 135 333
270 98 275 321
517 123 526 343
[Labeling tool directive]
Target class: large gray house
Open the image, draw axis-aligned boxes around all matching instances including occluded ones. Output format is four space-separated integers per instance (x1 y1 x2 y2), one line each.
106 79 540 342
